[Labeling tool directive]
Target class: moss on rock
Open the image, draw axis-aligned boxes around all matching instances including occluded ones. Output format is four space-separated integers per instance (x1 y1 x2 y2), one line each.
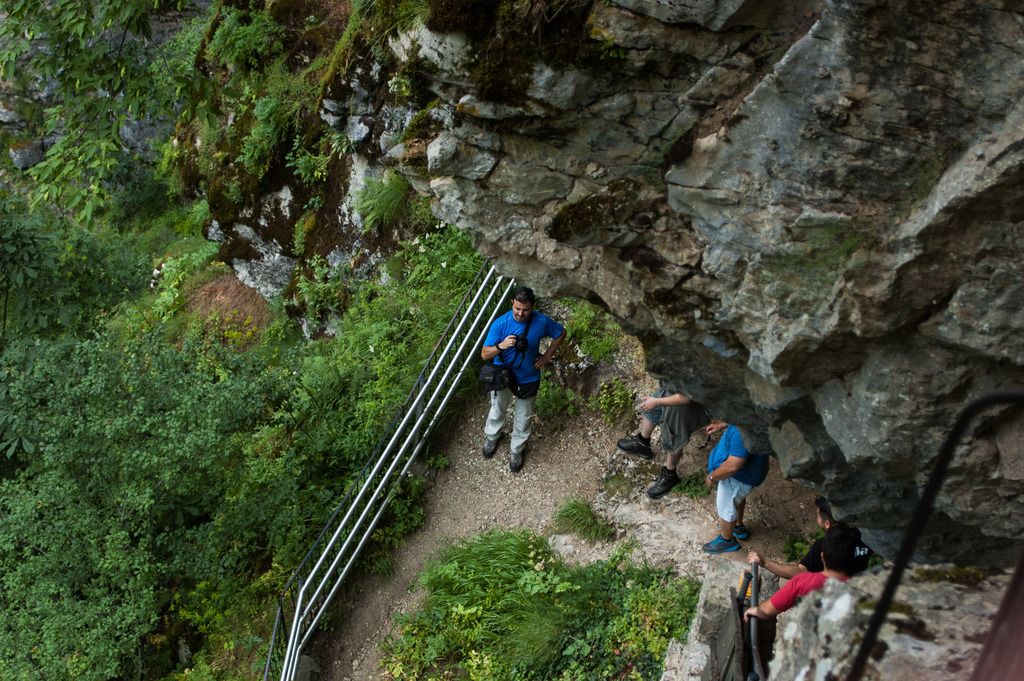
547 178 643 244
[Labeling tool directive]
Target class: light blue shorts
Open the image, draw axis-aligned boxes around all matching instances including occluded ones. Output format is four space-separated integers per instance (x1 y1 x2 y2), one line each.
716 477 753 522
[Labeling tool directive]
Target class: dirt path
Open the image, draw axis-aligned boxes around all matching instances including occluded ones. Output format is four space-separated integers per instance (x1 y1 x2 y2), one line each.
313 338 818 680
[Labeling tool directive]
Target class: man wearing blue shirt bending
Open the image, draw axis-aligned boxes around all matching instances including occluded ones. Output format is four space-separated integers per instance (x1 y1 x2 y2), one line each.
702 421 768 554
481 287 564 472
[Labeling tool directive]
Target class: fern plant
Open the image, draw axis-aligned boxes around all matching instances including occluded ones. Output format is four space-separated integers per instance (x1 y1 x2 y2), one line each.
354 171 412 233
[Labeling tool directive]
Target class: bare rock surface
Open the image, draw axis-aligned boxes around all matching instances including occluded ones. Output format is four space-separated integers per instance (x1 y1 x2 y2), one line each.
768 565 1011 681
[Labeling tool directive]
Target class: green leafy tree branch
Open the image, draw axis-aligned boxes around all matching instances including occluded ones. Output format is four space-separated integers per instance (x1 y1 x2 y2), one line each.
0 0 203 221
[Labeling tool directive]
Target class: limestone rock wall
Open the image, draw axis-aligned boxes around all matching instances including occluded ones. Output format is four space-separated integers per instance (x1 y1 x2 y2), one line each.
768 566 1010 680
383 0 1024 564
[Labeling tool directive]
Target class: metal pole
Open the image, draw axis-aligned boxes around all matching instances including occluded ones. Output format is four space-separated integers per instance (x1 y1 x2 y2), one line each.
845 390 1024 681
750 561 767 681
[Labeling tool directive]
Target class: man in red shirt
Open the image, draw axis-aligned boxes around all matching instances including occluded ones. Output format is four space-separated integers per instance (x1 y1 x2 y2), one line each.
743 523 863 621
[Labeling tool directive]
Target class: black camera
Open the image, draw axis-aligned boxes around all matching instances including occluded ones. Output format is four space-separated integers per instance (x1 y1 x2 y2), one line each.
513 334 528 352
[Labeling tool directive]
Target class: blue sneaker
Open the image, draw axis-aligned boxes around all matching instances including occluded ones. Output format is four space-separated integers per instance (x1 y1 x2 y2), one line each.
703 535 741 554
733 524 750 540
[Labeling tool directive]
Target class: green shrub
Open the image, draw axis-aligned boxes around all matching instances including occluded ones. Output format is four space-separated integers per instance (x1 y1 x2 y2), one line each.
354 171 412 233
783 529 824 562
0 331 278 680
107 163 172 230
553 497 615 542
407 194 437 232
0 196 149 339
589 377 633 425
2 215 483 679
206 8 284 70
564 297 621 362
148 14 206 106
295 254 349 323
676 472 710 499
152 241 220 320
535 379 579 430
382 532 699 680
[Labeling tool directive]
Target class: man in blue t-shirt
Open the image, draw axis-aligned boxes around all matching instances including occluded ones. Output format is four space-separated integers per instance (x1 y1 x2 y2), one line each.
701 421 768 554
481 287 564 472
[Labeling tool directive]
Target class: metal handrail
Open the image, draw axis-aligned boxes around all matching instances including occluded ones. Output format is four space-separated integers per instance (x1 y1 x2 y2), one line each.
847 390 1024 681
265 263 514 681
285 271 512 663
294 287 511 651
277 263 494 597
749 562 767 681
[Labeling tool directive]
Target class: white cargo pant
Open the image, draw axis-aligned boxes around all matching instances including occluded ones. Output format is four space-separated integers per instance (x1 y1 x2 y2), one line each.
484 387 535 454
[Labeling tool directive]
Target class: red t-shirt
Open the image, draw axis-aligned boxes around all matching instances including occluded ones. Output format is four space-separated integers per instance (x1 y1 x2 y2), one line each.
770 572 848 612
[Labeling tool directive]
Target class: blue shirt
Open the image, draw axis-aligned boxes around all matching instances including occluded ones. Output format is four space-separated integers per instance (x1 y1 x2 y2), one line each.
485 309 564 385
708 425 767 486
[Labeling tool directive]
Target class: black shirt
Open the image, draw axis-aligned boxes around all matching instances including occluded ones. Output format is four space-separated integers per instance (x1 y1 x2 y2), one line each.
800 534 873 575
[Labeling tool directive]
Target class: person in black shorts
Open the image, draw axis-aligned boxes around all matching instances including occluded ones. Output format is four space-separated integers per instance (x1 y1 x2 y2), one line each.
747 496 873 578
616 382 711 499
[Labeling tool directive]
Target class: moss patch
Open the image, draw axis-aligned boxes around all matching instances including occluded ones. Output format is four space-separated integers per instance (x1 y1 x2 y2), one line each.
547 178 643 244
602 472 634 500
754 220 872 309
424 0 596 103
913 566 987 589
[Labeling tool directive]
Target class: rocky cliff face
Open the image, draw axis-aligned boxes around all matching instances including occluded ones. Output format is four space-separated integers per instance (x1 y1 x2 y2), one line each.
338 0 1024 564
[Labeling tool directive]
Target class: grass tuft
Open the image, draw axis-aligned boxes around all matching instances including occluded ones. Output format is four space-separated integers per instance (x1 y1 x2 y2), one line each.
553 496 616 542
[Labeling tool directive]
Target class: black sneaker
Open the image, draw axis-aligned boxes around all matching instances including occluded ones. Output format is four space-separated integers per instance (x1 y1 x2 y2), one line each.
509 448 525 473
646 467 680 499
617 434 653 459
483 433 503 459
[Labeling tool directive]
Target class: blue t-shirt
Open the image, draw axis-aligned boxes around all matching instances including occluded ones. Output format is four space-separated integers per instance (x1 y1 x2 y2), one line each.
485 309 564 385
708 425 767 486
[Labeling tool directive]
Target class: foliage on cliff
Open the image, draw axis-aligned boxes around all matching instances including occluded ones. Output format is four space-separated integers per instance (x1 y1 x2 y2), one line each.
0 0 209 221
0 172 481 679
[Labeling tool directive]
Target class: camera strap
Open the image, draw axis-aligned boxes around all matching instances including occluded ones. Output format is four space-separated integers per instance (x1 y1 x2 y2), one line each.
501 312 534 369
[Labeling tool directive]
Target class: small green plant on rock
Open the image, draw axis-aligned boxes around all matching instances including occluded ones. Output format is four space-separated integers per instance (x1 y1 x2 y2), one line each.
295 255 348 322
206 8 284 70
535 379 579 430
563 297 621 362
590 378 633 425
354 171 412 233
676 472 710 499
553 496 615 542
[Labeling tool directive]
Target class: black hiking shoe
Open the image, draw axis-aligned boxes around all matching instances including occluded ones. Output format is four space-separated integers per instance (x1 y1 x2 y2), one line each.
483 433 503 459
617 434 653 459
646 467 681 499
509 448 525 473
